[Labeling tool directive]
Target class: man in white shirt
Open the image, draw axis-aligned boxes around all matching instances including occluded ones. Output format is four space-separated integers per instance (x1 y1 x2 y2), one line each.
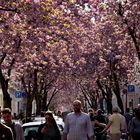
63 100 94 140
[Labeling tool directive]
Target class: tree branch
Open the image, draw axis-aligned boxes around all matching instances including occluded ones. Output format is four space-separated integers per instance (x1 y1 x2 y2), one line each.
0 52 7 65
0 7 18 13
8 36 21 77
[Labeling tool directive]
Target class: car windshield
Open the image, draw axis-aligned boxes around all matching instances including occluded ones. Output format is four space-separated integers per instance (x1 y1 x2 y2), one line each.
23 125 39 137
33 117 45 122
22 122 64 140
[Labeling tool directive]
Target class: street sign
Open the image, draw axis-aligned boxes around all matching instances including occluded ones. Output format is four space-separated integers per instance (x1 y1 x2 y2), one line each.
127 85 135 93
15 91 25 98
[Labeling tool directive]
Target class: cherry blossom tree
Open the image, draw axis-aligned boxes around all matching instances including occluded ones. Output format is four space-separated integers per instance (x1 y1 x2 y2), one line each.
11 0 96 115
0 1 22 107
0 0 139 114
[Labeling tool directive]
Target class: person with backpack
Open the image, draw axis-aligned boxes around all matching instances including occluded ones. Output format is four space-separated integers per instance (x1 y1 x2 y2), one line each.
129 107 140 140
94 109 107 140
120 113 128 140
124 108 133 128
2 108 25 140
100 106 123 140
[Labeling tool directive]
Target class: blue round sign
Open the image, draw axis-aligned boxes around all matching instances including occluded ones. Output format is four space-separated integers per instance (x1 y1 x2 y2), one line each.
127 85 135 93
15 91 25 98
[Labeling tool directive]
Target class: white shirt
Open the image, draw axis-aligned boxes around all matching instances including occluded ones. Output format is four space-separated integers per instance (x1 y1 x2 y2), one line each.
64 112 93 140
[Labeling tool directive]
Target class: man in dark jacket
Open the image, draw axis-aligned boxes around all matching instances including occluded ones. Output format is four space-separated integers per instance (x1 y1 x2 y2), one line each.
0 123 14 140
2 108 25 140
124 108 132 127
95 109 107 140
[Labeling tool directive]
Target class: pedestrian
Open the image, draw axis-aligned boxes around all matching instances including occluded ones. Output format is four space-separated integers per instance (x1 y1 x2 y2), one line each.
13 113 18 120
120 113 128 140
63 100 94 140
0 123 14 140
2 108 25 140
129 107 140 140
94 109 107 140
100 106 122 140
55 110 61 117
124 108 133 128
88 108 96 128
37 111 61 140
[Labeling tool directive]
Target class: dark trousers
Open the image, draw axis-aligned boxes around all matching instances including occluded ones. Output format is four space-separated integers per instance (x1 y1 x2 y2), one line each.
132 133 140 140
96 133 107 140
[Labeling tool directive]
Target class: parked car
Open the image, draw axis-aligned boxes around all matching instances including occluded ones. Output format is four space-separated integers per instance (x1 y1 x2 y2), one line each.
22 117 64 140
22 121 41 140
33 116 64 130
33 117 45 123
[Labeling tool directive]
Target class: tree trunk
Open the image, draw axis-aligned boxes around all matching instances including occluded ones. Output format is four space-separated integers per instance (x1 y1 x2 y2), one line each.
91 98 97 110
96 79 112 113
115 93 124 114
0 36 21 109
99 98 104 111
25 97 33 120
42 94 47 111
36 97 41 115
3 92 12 108
113 72 124 114
117 3 140 60
0 70 11 108
106 98 112 114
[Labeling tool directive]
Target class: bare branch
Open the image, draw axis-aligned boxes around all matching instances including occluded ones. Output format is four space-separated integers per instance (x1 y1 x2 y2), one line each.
8 36 21 77
0 7 18 13
0 52 7 65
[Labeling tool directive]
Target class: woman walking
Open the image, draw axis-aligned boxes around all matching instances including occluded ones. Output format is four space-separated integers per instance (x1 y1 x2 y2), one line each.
38 111 61 140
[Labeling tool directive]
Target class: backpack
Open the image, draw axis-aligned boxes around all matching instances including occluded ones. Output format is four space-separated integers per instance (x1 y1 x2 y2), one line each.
131 118 140 133
120 114 127 133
